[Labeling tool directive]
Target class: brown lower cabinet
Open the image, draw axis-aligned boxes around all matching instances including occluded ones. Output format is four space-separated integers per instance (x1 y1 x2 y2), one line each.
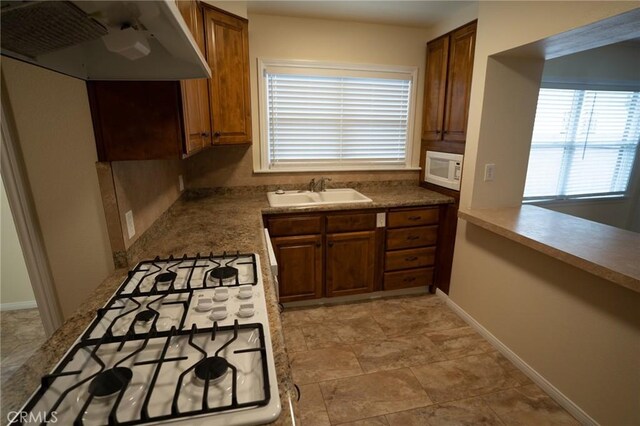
326 231 376 297
266 205 449 302
271 234 323 302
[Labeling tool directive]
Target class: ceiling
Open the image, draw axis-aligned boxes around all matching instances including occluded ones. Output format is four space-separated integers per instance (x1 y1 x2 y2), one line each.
246 1 476 28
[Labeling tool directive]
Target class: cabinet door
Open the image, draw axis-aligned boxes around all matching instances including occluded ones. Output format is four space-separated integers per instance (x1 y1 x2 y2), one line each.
421 35 449 141
443 21 476 142
272 235 323 302
88 81 183 161
326 231 376 297
204 8 252 145
177 0 211 155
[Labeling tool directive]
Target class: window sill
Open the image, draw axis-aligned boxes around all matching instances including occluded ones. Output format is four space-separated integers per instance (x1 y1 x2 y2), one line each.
254 166 422 174
458 205 640 293
524 196 628 206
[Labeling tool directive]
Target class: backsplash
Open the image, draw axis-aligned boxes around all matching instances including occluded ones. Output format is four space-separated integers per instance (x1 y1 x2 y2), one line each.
96 159 185 266
185 144 420 188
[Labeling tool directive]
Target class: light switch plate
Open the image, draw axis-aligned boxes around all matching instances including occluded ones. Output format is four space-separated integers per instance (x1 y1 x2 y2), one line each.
178 174 184 192
484 163 495 182
125 210 135 239
376 212 386 228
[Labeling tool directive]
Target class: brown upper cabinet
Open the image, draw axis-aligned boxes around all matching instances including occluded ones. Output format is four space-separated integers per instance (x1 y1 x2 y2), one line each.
87 1 251 161
204 7 252 145
421 21 476 149
177 0 212 155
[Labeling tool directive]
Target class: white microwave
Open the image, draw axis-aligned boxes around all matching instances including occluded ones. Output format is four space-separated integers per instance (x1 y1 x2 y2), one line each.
424 151 463 191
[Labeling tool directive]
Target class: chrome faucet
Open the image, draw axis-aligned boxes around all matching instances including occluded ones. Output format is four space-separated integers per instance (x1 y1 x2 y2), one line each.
317 177 332 192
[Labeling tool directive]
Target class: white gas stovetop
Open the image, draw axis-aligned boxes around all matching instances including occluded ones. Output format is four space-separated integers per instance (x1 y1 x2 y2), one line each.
14 253 281 426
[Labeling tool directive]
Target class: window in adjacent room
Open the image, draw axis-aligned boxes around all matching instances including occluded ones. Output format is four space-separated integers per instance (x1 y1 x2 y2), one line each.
257 60 418 171
524 88 640 201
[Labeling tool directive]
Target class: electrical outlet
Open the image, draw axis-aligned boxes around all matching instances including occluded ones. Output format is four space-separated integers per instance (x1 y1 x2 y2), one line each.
376 212 386 228
178 174 184 192
125 210 135 239
484 163 495 182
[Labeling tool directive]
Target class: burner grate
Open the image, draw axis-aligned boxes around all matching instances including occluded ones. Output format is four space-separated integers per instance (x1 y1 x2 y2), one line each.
12 322 271 426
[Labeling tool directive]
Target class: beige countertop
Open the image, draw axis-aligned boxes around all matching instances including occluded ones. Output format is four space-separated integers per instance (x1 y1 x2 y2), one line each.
2 183 453 424
459 205 640 293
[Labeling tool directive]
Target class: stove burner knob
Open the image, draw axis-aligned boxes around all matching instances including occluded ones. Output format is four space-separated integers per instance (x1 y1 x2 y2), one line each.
237 303 255 318
210 306 228 321
213 287 229 302
195 297 214 312
238 284 253 299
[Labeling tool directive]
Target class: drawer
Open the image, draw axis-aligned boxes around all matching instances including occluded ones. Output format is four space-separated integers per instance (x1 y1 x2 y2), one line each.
385 247 436 271
384 268 434 290
268 215 322 237
386 226 438 250
387 207 439 228
326 212 376 233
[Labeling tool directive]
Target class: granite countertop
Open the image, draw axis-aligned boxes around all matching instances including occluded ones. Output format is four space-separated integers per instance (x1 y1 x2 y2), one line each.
459 205 640 293
2 182 453 423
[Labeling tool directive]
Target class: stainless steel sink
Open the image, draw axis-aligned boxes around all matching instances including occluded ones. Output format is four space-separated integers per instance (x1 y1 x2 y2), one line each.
267 188 372 207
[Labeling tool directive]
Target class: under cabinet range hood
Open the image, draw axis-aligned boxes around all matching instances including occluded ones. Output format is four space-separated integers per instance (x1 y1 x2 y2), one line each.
0 1 211 80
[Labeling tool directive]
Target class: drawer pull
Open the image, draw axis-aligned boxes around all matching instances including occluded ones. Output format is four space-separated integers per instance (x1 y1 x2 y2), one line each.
403 276 417 282
407 235 420 241
408 216 422 221
405 256 418 261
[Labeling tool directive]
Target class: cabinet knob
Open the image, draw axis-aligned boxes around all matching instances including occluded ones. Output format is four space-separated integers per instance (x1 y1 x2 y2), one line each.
328 242 334 248
213 131 221 137
316 243 321 248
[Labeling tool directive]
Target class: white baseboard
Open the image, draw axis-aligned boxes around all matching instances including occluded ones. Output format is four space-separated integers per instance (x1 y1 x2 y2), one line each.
0 300 38 311
436 289 598 426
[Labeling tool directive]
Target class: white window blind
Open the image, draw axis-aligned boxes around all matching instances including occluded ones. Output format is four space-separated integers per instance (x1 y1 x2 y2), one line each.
524 88 640 200
262 67 414 170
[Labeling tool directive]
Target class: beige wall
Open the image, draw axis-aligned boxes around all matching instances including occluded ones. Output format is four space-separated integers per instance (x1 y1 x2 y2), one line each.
186 12 443 188
0 175 35 306
1 57 114 319
449 2 640 424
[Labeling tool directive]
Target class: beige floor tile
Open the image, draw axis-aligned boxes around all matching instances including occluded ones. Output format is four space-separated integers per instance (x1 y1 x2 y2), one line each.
283 326 308 353
386 397 504 425
507 368 534 386
397 295 445 312
336 416 390 425
281 307 327 328
290 347 362 384
411 353 520 403
298 383 331 426
351 335 444 373
486 351 517 371
482 384 580 425
427 326 494 360
302 317 386 350
373 306 466 338
0 308 45 385
320 368 433 424
315 303 375 321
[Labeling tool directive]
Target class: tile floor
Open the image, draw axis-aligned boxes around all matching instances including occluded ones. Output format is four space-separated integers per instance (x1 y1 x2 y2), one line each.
282 294 580 425
0 309 46 386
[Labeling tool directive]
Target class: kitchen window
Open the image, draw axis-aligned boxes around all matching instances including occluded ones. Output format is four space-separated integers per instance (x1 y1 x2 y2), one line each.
258 60 418 171
524 88 640 201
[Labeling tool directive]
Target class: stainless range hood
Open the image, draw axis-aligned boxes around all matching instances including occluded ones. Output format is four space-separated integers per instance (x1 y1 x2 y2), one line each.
0 0 211 80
